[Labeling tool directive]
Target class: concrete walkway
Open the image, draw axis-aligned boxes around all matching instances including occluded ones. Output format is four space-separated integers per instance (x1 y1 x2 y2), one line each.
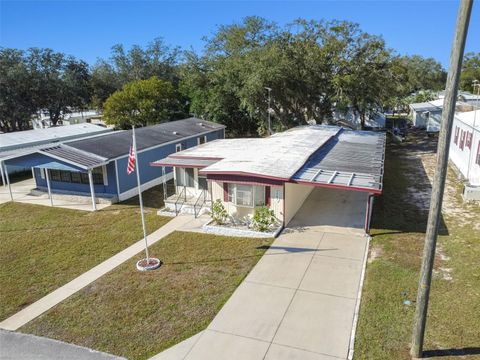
0 215 193 331
0 329 125 360
152 229 369 360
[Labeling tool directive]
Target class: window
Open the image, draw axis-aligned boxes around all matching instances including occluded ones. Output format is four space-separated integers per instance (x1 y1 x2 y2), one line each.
476 141 480 165
175 143 183 152
198 136 207 145
226 184 266 208
47 168 103 185
175 167 194 187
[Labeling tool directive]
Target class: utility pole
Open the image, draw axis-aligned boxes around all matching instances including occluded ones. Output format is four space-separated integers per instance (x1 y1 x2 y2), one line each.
265 87 272 135
411 0 473 358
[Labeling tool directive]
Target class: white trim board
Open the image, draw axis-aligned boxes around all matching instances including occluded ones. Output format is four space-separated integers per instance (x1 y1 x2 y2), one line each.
118 172 173 202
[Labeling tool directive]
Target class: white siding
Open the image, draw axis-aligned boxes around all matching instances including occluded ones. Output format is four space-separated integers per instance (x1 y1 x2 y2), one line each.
449 118 480 186
210 181 284 222
284 183 314 225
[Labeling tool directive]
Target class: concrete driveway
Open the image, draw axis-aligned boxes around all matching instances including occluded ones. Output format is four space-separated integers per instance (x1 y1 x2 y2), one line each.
153 188 370 360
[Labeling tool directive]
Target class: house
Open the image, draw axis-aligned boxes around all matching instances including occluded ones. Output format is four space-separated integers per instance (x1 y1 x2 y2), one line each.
409 99 473 132
332 107 386 129
1 118 225 209
32 109 105 129
449 110 480 200
0 123 112 176
409 99 444 130
152 125 386 233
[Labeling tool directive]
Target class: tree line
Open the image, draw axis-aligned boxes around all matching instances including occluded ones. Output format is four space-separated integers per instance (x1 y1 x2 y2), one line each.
1 17 478 134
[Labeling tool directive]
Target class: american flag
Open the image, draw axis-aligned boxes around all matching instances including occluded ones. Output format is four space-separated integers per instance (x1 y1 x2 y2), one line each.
127 144 136 175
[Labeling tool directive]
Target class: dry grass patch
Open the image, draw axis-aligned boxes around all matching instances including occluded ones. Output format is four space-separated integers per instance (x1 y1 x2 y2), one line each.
20 231 272 359
0 185 170 321
355 131 480 360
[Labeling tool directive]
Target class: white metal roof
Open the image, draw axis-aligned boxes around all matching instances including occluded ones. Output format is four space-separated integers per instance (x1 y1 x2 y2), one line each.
454 110 480 130
0 123 111 152
409 99 444 112
160 126 341 179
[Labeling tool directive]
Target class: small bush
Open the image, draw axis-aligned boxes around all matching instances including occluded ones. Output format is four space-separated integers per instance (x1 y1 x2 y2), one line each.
251 206 277 232
211 199 228 225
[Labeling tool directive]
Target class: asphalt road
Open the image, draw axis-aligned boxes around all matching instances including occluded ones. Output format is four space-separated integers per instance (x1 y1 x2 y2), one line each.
0 330 125 360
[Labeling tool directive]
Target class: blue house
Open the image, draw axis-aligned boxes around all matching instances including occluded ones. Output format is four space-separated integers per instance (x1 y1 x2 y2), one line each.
1 118 225 209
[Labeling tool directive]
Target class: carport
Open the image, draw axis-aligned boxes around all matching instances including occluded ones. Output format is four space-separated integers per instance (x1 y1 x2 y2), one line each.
1 147 107 211
287 130 385 234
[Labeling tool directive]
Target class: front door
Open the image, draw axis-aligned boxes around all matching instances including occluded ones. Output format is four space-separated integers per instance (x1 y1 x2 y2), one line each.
198 176 208 191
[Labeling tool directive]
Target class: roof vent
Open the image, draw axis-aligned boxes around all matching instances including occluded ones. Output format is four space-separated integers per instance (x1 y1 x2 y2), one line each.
172 131 178 135
198 122 204 126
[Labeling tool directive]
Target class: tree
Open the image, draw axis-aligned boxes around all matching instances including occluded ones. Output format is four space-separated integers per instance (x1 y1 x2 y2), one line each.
0 48 35 132
460 52 480 92
26 48 91 126
103 76 179 128
91 38 182 109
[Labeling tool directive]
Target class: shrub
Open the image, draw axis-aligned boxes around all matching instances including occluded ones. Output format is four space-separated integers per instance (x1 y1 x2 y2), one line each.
211 199 228 225
251 206 277 232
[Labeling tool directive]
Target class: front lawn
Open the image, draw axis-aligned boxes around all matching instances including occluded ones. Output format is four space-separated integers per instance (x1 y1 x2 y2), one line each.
354 132 480 359
0 185 170 321
20 231 272 359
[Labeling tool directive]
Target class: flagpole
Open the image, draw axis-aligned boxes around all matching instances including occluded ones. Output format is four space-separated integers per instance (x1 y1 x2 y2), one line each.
132 126 150 263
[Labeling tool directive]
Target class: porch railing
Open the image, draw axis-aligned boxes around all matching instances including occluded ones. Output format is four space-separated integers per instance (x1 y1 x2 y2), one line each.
193 189 207 218
174 187 187 216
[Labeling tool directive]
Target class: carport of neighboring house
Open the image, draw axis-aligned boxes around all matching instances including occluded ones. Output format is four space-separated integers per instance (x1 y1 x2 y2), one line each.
1 151 109 211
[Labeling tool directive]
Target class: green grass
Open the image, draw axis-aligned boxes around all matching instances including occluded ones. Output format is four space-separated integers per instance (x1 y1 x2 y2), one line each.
20 231 272 359
354 132 480 359
0 185 170 321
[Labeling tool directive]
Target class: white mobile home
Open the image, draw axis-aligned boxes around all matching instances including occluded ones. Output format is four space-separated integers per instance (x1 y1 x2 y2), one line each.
449 110 480 191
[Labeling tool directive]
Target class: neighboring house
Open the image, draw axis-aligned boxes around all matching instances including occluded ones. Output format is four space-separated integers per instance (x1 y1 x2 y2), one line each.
409 99 473 132
1 118 225 208
152 125 386 232
0 123 112 176
332 107 386 129
409 99 444 130
449 110 480 200
457 92 480 107
32 110 105 129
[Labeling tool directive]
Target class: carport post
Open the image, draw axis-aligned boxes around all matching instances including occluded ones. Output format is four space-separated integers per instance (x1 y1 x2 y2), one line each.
45 169 53 207
88 169 97 211
3 162 13 201
1 161 6 187
364 194 374 234
162 166 167 201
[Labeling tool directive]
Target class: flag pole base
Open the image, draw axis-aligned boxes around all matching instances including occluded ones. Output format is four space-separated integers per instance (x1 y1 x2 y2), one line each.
136 257 161 271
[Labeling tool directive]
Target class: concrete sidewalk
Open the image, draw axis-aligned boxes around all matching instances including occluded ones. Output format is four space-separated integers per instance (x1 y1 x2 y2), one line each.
151 228 370 360
0 215 192 331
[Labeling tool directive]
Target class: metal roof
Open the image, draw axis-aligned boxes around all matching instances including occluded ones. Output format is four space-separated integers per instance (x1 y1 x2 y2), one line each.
34 161 85 172
292 130 386 192
159 126 340 180
66 118 225 159
0 123 112 152
151 125 386 193
39 145 107 169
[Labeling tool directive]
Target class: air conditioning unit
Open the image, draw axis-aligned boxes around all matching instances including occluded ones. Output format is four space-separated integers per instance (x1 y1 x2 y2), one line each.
462 184 480 201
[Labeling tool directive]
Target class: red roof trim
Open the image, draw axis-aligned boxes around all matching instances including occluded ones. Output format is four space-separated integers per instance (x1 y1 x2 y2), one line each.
207 173 284 186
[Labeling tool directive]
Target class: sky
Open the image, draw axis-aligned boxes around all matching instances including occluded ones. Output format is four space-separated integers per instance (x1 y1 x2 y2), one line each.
0 0 479 69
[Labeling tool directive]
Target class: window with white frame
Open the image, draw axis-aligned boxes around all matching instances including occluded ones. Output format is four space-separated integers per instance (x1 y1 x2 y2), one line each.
198 136 207 145
227 183 265 207
175 143 183 152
